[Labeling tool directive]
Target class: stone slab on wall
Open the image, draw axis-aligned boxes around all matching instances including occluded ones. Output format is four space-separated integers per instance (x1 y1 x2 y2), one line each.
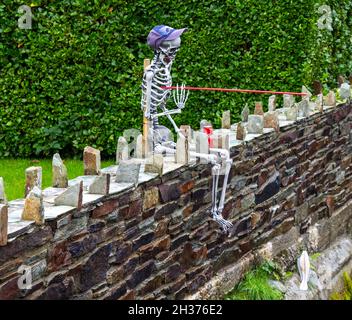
0 103 351 300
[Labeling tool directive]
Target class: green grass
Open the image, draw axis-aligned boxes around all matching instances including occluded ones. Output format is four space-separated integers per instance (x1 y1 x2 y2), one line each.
330 272 352 300
0 159 115 201
225 261 284 300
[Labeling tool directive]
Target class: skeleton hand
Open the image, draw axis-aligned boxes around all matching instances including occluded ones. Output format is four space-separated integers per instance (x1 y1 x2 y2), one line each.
173 83 189 109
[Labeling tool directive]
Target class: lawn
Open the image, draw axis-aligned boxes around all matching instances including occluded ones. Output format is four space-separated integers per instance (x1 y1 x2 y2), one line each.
0 159 115 201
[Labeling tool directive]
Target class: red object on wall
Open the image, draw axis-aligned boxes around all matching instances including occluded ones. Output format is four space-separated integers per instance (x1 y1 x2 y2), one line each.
203 125 214 147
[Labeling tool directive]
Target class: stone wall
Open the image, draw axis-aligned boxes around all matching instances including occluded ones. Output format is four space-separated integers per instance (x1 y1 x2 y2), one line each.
0 103 351 300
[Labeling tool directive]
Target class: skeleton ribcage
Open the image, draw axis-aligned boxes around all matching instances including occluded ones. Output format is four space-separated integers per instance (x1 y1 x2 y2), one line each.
141 66 172 127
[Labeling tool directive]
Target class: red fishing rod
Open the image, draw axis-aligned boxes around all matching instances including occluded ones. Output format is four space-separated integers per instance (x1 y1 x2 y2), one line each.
162 86 308 96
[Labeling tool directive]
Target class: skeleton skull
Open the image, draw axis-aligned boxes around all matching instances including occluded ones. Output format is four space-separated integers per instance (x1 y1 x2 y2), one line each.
158 37 181 65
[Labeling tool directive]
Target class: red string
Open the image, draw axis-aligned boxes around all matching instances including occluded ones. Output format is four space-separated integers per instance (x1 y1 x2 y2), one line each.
162 86 308 96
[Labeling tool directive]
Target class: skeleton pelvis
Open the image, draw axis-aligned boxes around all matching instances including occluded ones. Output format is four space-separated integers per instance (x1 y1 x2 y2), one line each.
149 125 174 145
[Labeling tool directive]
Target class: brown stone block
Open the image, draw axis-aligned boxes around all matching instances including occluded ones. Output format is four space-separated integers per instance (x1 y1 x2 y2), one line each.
182 204 193 218
180 242 207 268
0 226 52 265
139 236 171 264
47 240 72 273
92 199 119 219
126 260 156 289
326 195 335 216
107 266 124 285
0 275 21 300
159 182 181 203
155 218 170 238
254 101 264 115
143 187 159 210
0 204 8 246
138 274 165 296
179 180 195 194
119 199 142 220
120 290 135 300
83 146 101 175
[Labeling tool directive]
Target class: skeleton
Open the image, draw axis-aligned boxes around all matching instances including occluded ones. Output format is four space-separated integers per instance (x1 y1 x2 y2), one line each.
141 26 233 234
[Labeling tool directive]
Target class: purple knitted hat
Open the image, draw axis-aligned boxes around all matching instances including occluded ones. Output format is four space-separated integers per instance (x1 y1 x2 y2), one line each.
147 25 187 50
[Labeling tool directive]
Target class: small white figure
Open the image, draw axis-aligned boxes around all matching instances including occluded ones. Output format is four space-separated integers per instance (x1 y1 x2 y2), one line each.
297 250 310 291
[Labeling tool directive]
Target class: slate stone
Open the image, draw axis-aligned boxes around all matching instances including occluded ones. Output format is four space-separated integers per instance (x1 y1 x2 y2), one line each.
68 235 99 258
285 105 298 121
38 277 74 300
83 146 101 175
0 204 8 246
136 134 144 159
75 244 112 292
143 187 159 210
22 186 44 225
176 135 190 165
159 183 181 203
324 90 336 107
221 110 231 129
126 261 156 289
339 83 351 100
264 111 280 132
247 115 264 134
268 95 277 112
241 104 250 122
302 86 312 99
52 153 68 188
195 131 209 164
254 101 264 115
0 177 7 205
180 125 192 140
255 171 281 204
297 99 309 117
25 166 42 197
115 161 141 186
54 181 83 209
116 136 129 164
144 154 164 176
236 122 246 140
88 173 110 195
283 94 295 108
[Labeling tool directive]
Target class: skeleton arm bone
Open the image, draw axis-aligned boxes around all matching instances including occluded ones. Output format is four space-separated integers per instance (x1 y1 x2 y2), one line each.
144 69 155 119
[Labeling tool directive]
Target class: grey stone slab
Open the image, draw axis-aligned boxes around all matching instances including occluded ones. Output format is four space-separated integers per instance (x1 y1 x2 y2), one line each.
8 220 35 240
82 192 105 205
52 153 68 188
43 187 67 198
8 199 25 209
68 176 96 190
109 182 134 195
138 170 158 184
101 165 119 176
115 161 141 186
279 120 295 127
247 115 264 134
44 205 76 221
88 174 110 195
116 136 129 164
54 181 83 209
245 133 262 141
0 177 6 204
7 209 23 222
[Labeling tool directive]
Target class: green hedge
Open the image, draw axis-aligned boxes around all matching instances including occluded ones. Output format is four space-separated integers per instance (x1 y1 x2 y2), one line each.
0 0 351 158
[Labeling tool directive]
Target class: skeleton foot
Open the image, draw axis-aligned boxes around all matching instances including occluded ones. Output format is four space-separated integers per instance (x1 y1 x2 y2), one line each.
211 211 234 235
